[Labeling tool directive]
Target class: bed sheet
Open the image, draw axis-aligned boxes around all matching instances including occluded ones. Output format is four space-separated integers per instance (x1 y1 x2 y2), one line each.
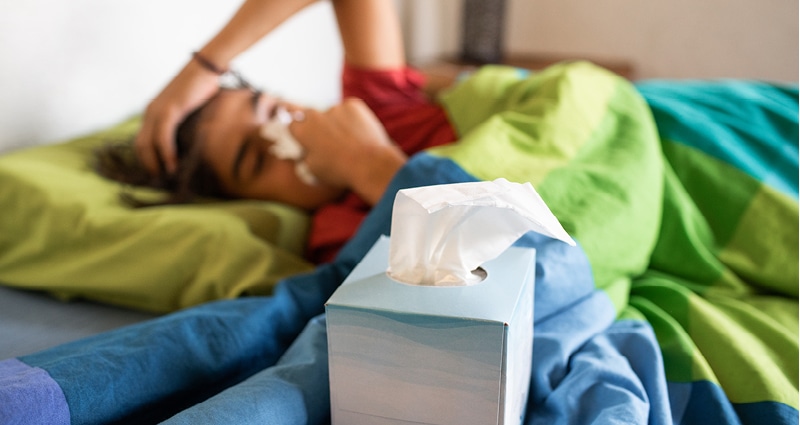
0 286 155 359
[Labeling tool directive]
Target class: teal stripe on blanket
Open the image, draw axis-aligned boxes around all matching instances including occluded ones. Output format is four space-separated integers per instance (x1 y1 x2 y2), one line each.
636 80 799 198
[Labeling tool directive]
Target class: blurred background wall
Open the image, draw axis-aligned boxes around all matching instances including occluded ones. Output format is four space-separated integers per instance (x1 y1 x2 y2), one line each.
399 0 798 82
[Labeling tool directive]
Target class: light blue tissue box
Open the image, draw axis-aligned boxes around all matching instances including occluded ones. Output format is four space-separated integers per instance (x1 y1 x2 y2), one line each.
326 235 535 425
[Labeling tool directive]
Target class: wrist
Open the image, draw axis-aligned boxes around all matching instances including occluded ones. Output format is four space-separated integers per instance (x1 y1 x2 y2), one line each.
348 144 407 206
191 51 228 76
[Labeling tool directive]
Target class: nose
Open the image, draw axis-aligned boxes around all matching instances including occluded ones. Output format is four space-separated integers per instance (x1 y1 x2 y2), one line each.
253 92 279 123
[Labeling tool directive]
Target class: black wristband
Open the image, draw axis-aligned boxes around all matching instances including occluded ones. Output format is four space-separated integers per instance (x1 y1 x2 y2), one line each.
191 51 227 75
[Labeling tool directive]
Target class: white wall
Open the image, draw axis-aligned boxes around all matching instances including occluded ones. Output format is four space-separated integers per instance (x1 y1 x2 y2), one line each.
402 0 798 83
0 1 342 152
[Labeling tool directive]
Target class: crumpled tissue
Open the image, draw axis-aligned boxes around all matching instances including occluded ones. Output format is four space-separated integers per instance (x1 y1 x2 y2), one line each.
260 105 317 185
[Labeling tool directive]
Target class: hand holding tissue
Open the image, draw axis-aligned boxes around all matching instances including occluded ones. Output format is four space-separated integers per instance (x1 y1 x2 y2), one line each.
326 179 574 425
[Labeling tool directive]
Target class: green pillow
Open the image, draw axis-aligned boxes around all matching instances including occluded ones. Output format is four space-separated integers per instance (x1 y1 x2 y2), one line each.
0 117 314 313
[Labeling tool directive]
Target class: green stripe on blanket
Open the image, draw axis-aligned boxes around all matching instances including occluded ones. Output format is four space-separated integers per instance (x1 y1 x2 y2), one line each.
434 62 663 313
654 140 798 296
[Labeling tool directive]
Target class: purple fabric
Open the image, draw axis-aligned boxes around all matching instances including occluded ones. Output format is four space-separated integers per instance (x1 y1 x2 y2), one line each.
0 358 69 425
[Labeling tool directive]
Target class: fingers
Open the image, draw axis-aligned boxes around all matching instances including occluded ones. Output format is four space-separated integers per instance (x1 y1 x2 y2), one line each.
134 60 221 177
134 109 179 177
134 115 161 176
288 97 395 191
154 111 180 175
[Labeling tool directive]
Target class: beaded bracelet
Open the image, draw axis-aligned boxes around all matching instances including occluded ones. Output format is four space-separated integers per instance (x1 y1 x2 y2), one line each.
191 51 227 75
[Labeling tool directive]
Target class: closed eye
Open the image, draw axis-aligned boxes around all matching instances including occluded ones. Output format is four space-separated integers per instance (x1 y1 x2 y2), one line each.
236 132 271 182
250 90 262 111
232 138 253 182
251 143 265 177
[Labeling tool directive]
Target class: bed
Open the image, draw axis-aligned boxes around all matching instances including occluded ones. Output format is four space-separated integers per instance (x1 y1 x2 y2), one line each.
0 62 797 424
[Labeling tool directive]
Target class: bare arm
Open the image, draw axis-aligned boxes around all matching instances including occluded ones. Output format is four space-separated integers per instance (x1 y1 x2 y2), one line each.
306 0 408 204
331 0 405 69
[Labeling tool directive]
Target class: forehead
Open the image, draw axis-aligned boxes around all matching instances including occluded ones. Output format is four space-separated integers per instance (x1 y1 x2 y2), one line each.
201 89 252 122
195 91 256 180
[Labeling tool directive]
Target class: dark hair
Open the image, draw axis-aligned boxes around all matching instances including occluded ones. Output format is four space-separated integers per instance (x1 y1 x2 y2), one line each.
94 103 230 207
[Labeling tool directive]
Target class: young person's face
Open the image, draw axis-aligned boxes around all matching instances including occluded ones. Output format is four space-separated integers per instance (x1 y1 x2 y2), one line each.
196 89 345 210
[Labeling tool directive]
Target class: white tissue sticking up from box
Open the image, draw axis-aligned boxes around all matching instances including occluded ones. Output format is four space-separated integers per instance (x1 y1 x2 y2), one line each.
387 178 575 286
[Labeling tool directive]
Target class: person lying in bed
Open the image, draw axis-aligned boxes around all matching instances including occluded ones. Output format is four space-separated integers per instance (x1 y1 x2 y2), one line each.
98 0 457 264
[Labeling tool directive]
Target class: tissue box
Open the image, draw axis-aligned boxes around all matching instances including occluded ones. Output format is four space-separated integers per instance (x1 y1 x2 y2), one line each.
326 236 535 425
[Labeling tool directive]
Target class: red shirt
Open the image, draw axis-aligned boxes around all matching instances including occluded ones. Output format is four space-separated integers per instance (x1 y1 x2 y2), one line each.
306 64 457 264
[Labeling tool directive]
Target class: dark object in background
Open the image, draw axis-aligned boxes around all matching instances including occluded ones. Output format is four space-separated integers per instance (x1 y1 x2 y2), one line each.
460 0 507 64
